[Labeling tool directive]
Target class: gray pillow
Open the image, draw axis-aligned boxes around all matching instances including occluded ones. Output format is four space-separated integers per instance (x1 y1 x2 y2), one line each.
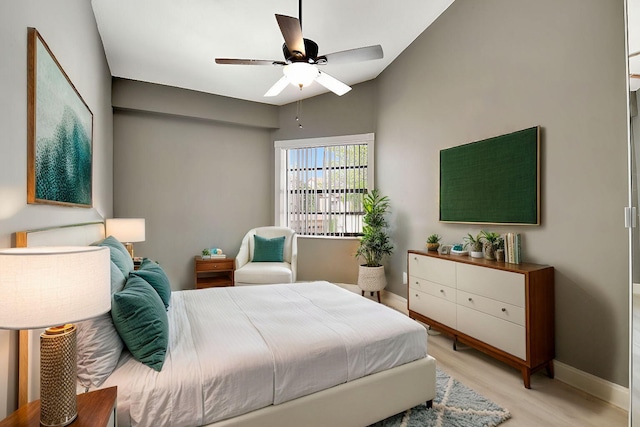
76 314 124 389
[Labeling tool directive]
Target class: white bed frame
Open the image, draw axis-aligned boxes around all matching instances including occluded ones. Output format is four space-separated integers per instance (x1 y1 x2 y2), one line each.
15 222 436 427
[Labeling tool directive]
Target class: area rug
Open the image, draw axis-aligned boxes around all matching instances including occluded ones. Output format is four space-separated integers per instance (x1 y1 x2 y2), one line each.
370 368 511 427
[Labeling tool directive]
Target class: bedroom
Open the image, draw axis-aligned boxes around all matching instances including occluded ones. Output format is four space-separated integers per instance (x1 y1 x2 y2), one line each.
0 0 631 425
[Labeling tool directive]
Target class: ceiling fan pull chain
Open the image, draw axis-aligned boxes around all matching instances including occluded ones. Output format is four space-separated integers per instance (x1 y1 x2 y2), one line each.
296 99 303 129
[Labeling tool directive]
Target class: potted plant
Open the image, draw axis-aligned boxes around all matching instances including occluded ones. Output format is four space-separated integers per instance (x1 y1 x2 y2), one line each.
463 233 484 258
201 248 211 259
480 230 502 260
355 189 394 301
426 234 442 251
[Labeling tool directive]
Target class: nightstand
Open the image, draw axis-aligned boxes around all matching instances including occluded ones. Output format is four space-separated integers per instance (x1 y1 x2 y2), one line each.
194 256 235 288
0 386 117 427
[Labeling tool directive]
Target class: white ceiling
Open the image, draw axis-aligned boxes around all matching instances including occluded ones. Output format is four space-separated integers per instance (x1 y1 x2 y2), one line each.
91 0 454 106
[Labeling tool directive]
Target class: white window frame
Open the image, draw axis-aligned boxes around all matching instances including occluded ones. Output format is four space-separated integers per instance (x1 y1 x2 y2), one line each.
274 133 375 237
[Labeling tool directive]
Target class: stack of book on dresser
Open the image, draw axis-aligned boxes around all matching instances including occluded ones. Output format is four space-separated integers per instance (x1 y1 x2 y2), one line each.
504 233 522 264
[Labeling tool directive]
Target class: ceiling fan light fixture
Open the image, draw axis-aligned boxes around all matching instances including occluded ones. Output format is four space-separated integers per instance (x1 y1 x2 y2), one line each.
283 62 319 89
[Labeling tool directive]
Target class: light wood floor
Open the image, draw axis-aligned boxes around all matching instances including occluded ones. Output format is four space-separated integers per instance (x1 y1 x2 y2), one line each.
347 286 628 427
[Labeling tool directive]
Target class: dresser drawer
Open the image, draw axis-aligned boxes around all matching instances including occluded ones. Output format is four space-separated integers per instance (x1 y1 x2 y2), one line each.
457 290 525 326
196 259 233 272
456 263 524 307
408 254 456 286
409 288 457 329
457 305 526 359
410 276 456 303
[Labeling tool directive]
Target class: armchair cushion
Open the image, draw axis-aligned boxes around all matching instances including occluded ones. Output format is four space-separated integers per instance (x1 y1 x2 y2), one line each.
253 235 285 262
234 262 293 285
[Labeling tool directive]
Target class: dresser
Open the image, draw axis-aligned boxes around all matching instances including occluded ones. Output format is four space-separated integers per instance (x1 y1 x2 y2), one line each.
408 250 554 388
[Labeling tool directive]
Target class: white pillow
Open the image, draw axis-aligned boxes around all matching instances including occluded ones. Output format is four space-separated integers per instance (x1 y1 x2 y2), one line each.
76 313 124 389
76 261 126 389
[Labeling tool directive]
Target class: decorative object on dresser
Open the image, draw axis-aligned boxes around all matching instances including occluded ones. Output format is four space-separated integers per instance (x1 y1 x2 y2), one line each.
356 189 394 302
407 250 554 388
27 28 93 208
195 256 235 288
463 233 483 258
0 246 111 427
0 386 117 427
479 230 503 260
201 248 211 259
105 218 146 257
425 234 442 251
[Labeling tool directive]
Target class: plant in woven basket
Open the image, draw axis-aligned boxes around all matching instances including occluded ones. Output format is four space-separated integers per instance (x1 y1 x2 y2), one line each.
426 234 441 251
479 230 502 260
355 189 394 267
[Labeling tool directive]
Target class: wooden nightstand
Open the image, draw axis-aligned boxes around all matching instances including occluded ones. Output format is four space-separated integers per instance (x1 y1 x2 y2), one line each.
0 386 117 427
194 256 235 288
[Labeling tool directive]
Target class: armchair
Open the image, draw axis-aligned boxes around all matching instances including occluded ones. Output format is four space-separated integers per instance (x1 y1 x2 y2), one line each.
234 226 298 286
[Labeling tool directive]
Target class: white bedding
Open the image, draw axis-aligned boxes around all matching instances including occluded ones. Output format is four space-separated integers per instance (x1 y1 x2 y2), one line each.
101 281 427 427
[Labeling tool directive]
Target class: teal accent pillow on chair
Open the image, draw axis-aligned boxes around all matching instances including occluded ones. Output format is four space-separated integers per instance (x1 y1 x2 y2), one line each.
111 275 168 371
253 235 285 262
130 259 171 309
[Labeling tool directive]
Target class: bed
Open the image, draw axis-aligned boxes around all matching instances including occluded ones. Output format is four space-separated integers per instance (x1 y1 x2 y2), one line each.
15 222 436 427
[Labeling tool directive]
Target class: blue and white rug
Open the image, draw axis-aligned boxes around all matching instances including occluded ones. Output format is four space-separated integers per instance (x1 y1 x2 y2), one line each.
370 368 511 427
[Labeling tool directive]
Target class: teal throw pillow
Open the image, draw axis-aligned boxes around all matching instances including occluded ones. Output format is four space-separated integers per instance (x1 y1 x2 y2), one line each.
131 259 171 309
111 275 168 371
253 235 285 262
95 236 134 277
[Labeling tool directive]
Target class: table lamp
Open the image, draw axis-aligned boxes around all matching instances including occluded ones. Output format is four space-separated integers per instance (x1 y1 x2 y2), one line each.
106 218 146 257
0 246 110 427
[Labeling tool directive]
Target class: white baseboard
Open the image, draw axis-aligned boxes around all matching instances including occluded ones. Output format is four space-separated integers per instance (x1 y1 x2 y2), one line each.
554 361 629 410
377 290 629 410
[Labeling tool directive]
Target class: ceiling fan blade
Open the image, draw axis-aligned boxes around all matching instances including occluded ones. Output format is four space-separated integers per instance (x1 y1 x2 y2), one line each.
315 71 351 96
318 45 384 65
276 14 306 59
264 75 290 97
215 58 286 66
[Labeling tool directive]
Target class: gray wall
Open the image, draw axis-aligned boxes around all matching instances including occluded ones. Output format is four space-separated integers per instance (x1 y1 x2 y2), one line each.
274 0 629 387
112 79 278 289
0 0 113 417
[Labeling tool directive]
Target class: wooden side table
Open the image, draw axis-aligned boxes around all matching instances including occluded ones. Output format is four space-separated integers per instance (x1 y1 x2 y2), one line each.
194 256 235 288
0 386 117 427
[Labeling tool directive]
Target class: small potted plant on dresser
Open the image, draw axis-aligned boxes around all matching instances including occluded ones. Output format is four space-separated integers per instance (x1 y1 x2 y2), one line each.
480 230 502 260
463 233 484 258
426 234 442 251
355 189 394 303
201 248 211 260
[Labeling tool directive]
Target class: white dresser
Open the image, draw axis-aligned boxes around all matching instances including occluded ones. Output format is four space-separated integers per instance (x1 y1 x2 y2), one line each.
408 250 554 388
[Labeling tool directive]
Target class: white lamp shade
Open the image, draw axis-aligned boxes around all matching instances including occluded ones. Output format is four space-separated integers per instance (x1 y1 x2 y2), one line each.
283 63 319 88
0 246 111 329
106 218 146 243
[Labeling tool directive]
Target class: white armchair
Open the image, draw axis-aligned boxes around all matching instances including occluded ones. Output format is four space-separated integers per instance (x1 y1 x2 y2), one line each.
234 226 298 286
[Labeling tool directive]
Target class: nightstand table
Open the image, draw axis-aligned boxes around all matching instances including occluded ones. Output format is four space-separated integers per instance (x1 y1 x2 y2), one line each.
0 386 117 427
194 256 235 288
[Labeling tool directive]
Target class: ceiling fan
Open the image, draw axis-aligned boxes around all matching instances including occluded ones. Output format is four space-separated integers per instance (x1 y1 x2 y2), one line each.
215 1 383 98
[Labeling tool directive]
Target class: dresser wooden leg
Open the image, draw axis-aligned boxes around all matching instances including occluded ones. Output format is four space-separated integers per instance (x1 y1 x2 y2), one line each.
546 361 554 379
376 291 381 303
521 367 532 389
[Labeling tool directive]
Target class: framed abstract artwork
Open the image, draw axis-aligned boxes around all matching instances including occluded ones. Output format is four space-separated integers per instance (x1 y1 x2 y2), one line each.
27 27 93 207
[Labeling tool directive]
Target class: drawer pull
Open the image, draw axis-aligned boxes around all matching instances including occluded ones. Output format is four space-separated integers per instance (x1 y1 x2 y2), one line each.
468 297 473 302
501 308 507 312
415 294 419 298
440 289 445 293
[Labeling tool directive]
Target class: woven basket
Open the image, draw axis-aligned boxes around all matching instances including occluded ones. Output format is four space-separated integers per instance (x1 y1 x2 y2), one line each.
357 265 386 292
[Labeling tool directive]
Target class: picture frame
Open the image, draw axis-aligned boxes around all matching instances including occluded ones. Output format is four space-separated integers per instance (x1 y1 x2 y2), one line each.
27 27 93 207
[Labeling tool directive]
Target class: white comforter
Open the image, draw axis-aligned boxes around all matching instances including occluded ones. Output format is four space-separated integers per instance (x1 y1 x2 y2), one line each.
102 281 427 427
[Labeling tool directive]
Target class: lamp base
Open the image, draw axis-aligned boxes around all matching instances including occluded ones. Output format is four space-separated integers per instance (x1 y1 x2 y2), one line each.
124 242 134 258
40 324 78 427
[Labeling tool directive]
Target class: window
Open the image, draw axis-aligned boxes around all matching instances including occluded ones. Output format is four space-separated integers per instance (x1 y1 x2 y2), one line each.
275 133 374 237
